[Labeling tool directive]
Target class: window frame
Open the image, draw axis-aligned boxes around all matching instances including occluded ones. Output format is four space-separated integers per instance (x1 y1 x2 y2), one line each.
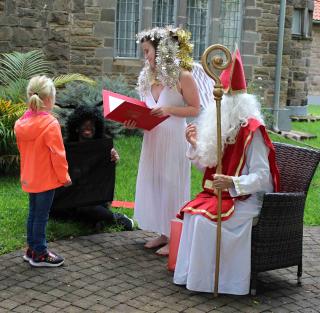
186 0 210 61
114 0 142 59
292 8 303 36
219 0 243 51
292 7 313 39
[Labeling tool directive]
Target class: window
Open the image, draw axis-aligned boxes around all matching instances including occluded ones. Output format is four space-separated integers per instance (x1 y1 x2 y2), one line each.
152 0 176 27
305 10 313 37
292 8 313 38
187 0 208 60
292 9 303 35
219 0 242 51
115 0 140 58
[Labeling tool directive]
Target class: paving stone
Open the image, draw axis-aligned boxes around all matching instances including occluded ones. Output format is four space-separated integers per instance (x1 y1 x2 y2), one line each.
37 304 61 313
50 299 70 309
0 229 318 312
0 299 20 310
12 304 36 312
61 306 86 313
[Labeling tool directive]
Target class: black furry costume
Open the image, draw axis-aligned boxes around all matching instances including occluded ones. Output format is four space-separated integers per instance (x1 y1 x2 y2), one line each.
66 105 110 142
50 106 132 230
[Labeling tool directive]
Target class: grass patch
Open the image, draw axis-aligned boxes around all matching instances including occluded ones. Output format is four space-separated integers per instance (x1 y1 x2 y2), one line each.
0 106 319 254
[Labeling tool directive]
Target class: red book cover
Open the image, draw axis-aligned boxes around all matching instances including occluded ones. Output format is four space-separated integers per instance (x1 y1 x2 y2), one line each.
102 90 169 131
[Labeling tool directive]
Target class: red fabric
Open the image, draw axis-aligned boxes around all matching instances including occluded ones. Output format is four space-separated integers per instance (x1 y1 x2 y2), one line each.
220 48 247 93
111 201 135 209
177 119 280 222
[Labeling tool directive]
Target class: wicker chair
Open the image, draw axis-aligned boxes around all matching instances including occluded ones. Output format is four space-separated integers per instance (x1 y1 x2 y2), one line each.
250 142 320 296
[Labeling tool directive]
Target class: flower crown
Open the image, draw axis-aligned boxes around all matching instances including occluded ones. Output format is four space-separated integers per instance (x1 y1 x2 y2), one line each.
136 26 194 96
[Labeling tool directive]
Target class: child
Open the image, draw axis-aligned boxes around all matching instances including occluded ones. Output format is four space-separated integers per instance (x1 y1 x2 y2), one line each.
14 75 71 267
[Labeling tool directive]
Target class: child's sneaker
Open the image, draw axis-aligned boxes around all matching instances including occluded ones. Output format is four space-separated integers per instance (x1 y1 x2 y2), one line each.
30 250 64 267
23 247 33 262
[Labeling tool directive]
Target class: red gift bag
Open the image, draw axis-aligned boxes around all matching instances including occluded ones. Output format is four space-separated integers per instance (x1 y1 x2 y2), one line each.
168 219 183 272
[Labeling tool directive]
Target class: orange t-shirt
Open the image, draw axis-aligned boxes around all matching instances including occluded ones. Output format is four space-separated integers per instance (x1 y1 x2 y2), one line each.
14 111 71 193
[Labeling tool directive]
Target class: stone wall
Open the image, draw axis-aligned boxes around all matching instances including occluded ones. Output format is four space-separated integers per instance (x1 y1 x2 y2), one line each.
0 0 141 82
0 1 70 74
287 37 312 106
243 0 292 108
308 23 320 97
243 0 313 108
286 0 313 106
0 0 313 108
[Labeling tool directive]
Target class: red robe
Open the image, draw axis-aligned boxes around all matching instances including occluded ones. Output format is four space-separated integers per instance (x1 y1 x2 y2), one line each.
178 118 280 222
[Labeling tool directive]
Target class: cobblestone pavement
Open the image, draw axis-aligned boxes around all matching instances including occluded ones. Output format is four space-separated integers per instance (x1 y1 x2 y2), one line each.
0 227 319 313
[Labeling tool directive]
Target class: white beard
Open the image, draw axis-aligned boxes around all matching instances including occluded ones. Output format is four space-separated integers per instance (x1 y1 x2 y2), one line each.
195 93 264 168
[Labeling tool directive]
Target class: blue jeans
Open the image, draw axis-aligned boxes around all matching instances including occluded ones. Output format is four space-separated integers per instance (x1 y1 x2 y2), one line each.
27 189 55 254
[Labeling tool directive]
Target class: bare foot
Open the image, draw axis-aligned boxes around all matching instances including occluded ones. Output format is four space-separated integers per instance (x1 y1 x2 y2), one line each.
155 243 169 256
144 235 168 249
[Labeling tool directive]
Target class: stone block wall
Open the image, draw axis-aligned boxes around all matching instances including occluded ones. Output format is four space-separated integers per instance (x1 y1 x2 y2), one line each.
287 37 312 106
0 0 141 80
286 0 313 106
243 0 292 108
308 23 320 97
243 0 313 108
0 0 72 74
0 0 313 107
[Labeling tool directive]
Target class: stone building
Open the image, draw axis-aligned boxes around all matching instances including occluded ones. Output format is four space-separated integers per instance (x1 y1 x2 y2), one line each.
308 0 320 105
0 0 315 129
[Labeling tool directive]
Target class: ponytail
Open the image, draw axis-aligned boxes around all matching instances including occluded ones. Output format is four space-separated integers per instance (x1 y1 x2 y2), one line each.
28 93 44 111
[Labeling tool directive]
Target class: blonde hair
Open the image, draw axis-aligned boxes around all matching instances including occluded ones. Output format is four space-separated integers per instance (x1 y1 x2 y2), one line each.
27 75 56 112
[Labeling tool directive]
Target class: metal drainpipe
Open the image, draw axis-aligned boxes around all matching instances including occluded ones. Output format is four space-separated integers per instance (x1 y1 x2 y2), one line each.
273 0 287 132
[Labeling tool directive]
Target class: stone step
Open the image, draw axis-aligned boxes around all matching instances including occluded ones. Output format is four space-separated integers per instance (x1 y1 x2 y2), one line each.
290 115 320 122
279 130 317 141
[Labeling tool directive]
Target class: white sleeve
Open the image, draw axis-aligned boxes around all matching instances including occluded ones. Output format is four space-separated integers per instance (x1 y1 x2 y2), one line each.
228 129 273 197
186 144 206 173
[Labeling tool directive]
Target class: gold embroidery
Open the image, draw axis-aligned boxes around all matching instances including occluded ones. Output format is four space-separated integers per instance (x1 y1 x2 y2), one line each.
235 131 253 177
183 206 235 220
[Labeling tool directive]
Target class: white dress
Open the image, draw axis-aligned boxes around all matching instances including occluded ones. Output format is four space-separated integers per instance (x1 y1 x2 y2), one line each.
173 130 274 295
134 86 191 237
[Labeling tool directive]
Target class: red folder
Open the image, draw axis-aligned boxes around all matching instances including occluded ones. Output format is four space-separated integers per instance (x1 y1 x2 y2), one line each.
102 90 169 130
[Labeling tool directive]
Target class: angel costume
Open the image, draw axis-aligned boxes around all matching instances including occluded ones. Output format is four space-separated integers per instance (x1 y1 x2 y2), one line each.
134 86 190 236
173 49 280 295
134 27 206 237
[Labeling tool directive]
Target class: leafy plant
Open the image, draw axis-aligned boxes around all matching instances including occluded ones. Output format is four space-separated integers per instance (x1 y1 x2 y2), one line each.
0 49 96 171
0 50 95 103
53 74 95 88
0 50 51 86
56 76 142 137
0 99 26 173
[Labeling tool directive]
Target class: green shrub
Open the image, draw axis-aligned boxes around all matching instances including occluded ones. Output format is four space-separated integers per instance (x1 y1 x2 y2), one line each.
56 76 142 137
0 49 96 171
0 99 26 173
